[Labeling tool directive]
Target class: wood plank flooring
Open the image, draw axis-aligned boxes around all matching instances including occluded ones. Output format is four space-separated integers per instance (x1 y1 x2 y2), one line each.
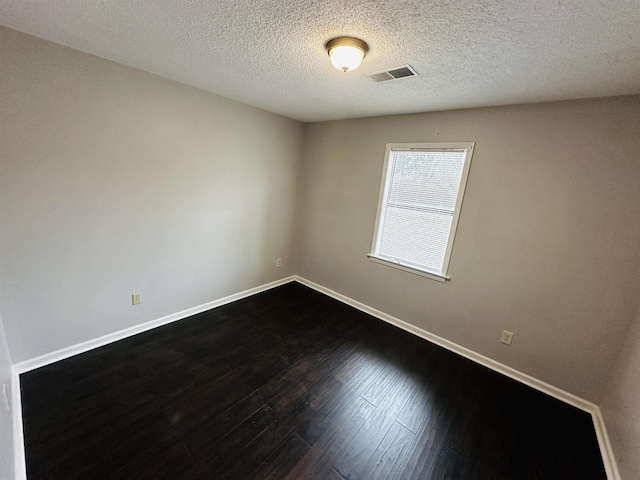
20 282 607 479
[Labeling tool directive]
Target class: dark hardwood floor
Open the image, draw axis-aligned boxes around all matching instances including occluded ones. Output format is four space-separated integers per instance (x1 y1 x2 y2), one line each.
20 282 607 479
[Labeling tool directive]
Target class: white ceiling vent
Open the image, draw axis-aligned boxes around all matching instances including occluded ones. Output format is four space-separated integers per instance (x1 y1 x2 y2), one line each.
368 65 418 83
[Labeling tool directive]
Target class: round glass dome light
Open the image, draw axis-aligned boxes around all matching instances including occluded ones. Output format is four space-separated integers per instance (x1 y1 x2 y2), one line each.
326 37 369 72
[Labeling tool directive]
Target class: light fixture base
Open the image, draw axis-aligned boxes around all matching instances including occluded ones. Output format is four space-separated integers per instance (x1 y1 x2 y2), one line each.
325 37 369 54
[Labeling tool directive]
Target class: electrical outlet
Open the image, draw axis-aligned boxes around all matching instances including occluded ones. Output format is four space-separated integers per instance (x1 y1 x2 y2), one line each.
276 258 282 267
132 293 142 305
500 330 514 346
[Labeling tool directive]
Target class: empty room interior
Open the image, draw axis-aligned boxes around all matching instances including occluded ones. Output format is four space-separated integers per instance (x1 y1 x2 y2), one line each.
1 1 640 479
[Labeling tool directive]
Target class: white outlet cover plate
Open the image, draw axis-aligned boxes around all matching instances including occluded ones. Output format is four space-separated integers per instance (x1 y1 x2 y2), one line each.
500 330 514 345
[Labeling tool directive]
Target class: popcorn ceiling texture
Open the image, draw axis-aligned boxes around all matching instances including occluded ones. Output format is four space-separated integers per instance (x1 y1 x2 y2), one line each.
0 0 639 121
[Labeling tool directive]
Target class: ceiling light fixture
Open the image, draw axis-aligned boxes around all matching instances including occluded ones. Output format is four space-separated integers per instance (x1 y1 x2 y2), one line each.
325 37 369 73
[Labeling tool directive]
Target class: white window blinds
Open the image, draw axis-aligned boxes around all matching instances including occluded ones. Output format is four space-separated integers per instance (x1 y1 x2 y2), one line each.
370 143 474 280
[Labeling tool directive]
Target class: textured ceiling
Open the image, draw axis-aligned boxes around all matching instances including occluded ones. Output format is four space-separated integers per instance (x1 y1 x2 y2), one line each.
1 0 639 122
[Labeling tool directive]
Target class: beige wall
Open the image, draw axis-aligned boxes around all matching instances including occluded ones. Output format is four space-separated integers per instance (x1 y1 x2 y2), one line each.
602 306 640 479
297 96 640 401
0 27 304 363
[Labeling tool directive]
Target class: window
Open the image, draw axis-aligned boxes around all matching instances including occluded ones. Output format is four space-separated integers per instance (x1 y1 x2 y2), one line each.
368 142 474 282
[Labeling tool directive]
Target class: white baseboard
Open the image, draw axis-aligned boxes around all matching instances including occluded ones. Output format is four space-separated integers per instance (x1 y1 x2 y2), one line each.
10 274 620 480
11 275 295 480
11 367 26 480
293 275 621 480
13 276 296 375
591 406 621 480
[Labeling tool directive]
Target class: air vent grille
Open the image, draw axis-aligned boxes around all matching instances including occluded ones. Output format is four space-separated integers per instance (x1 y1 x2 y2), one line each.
368 65 418 83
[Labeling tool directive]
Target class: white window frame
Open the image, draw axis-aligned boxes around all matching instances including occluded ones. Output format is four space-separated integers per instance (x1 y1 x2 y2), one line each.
368 142 474 283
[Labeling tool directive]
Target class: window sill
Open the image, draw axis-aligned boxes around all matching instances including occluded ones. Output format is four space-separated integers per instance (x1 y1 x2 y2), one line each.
367 254 450 283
